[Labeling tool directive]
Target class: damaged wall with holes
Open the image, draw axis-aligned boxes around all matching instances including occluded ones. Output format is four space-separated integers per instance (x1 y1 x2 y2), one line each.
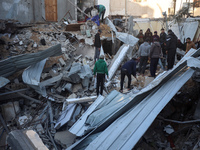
0 0 76 23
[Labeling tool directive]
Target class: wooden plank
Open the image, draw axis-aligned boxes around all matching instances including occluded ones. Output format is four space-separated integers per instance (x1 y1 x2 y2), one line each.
66 23 84 31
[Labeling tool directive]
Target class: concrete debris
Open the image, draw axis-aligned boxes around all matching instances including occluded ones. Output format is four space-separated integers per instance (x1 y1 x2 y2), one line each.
7 130 48 150
1 101 20 122
1 8 200 150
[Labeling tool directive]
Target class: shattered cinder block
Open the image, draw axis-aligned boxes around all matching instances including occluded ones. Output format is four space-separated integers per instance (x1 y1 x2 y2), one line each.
58 58 66 67
67 63 82 83
1 101 20 121
54 131 76 148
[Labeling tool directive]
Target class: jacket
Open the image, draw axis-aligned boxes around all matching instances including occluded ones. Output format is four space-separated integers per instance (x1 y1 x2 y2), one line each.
137 33 144 43
186 41 196 53
138 42 151 57
152 35 160 42
94 33 101 48
121 59 137 76
93 59 108 75
150 42 162 58
160 32 167 44
166 32 177 50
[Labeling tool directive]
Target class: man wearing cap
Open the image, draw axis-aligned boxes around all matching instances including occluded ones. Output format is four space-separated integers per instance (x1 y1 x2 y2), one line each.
166 29 178 70
120 58 137 93
94 29 102 63
93 55 108 96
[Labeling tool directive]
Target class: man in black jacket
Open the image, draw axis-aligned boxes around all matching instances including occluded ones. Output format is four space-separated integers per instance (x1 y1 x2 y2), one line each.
160 28 167 69
166 29 178 70
94 29 102 63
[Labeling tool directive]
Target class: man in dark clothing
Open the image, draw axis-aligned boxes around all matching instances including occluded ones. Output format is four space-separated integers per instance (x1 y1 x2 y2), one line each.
152 31 159 42
93 55 108 96
166 29 178 70
120 58 137 93
84 7 93 21
94 29 102 63
160 28 167 69
149 38 162 77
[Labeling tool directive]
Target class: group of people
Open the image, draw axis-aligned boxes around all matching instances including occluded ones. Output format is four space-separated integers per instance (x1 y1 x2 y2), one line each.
137 28 178 77
93 27 198 95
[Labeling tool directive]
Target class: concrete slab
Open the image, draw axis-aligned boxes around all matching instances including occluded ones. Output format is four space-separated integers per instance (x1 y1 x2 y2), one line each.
54 130 76 148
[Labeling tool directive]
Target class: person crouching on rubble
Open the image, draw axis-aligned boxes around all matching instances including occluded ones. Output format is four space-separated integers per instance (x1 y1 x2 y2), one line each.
93 55 108 96
119 58 138 93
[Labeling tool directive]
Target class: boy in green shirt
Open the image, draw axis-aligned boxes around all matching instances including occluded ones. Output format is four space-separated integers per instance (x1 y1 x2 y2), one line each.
93 55 108 95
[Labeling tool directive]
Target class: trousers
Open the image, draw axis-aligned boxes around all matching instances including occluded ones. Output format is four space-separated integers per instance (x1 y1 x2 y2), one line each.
96 73 105 95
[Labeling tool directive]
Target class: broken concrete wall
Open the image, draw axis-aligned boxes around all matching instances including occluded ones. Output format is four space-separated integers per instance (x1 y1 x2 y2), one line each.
0 0 34 23
0 0 76 23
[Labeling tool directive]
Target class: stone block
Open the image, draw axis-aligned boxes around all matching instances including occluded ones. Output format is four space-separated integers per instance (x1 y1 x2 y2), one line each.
58 58 66 67
54 131 76 148
1 101 20 121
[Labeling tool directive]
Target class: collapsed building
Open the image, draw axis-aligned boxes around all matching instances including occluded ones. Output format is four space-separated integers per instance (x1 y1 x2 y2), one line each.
1 0 200 150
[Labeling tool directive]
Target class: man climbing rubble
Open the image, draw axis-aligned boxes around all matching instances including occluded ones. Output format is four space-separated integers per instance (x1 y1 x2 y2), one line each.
94 4 106 22
120 58 138 93
93 55 109 96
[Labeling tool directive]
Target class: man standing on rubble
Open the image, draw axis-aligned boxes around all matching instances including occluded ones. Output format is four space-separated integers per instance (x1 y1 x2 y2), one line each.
93 55 108 96
94 29 102 63
120 58 138 93
185 37 196 53
166 29 178 70
138 38 151 76
94 5 106 22
160 28 167 69
149 38 162 77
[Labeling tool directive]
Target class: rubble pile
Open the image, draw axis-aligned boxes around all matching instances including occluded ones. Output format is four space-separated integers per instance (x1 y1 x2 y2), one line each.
1 17 200 150
0 20 117 149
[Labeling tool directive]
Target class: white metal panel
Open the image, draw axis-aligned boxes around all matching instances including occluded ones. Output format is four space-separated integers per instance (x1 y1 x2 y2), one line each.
69 95 105 136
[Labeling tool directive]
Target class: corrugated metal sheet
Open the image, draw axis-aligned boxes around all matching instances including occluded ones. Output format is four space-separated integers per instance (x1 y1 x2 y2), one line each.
66 48 200 150
85 68 194 150
0 44 62 77
69 95 105 136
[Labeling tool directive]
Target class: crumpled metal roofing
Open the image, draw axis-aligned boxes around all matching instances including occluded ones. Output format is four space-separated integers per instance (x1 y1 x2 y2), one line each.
66 48 200 150
0 44 62 77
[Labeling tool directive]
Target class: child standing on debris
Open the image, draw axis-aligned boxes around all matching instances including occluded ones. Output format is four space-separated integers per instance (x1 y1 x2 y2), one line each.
93 55 108 96
94 29 102 63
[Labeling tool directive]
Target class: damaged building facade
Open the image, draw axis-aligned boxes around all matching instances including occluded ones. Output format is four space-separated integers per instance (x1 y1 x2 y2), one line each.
1 0 200 150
